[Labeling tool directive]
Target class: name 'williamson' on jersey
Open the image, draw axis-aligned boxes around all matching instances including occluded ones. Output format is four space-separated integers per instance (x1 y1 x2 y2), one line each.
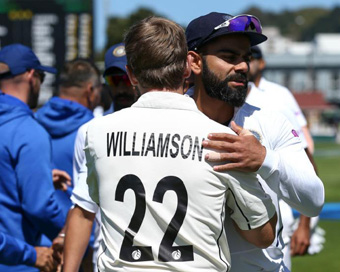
107 131 204 161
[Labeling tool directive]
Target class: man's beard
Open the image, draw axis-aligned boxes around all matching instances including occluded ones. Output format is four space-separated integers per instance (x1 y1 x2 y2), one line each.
27 81 39 109
201 58 248 107
112 93 137 111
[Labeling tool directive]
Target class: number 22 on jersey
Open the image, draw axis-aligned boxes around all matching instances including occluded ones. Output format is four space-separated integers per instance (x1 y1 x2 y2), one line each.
115 174 194 262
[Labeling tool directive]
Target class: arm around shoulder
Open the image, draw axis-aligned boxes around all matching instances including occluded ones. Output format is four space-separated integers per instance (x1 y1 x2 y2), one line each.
234 213 277 248
225 171 277 247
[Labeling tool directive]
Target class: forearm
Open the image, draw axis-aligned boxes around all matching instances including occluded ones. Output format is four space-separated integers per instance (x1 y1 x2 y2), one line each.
298 215 311 231
302 126 314 154
234 213 277 248
290 215 311 256
63 205 95 272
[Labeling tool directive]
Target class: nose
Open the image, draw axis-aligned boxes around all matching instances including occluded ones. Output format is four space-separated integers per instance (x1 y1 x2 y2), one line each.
234 59 249 73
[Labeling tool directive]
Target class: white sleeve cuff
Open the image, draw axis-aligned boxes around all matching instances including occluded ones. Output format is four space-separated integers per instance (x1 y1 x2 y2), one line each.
71 193 98 214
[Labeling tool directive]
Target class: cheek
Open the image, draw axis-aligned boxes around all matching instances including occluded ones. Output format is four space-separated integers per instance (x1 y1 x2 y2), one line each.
208 57 233 78
34 80 41 92
109 87 118 97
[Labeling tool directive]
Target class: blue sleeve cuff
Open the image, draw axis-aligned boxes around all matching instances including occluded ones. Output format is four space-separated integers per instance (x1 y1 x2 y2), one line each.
0 233 36 266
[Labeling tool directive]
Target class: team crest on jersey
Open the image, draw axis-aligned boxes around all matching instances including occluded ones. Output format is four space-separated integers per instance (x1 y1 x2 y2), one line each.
249 129 262 143
113 45 126 57
172 249 182 260
291 129 299 137
132 249 141 260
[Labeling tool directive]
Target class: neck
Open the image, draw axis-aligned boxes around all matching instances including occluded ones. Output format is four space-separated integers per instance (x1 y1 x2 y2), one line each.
139 86 184 95
59 88 88 108
1 83 30 105
193 82 234 125
253 75 262 87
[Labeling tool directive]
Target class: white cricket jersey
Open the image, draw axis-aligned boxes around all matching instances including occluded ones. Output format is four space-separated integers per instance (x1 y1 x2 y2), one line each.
247 80 308 149
259 78 307 127
71 121 102 267
252 78 308 147
225 102 324 272
85 92 275 272
72 122 100 214
247 79 311 269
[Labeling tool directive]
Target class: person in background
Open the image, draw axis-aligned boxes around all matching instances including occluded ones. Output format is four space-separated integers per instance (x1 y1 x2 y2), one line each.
92 83 114 117
0 43 65 272
102 42 139 113
248 45 324 269
35 59 101 221
64 42 138 272
248 45 315 154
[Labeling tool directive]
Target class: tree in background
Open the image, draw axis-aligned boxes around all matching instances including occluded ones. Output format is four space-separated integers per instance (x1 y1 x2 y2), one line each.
244 6 340 41
94 8 160 61
95 5 340 61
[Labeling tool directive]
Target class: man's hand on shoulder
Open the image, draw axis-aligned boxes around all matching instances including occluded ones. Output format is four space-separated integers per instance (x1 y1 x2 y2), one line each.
203 121 266 172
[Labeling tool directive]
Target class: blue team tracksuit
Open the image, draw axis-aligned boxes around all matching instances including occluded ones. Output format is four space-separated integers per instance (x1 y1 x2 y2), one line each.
0 92 65 271
35 97 93 219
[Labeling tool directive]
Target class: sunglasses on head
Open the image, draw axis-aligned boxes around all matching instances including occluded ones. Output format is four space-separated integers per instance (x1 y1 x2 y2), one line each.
214 14 262 33
196 15 263 50
104 74 131 87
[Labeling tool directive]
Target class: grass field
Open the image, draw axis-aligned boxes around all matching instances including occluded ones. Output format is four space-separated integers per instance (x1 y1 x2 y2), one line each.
291 141 340 272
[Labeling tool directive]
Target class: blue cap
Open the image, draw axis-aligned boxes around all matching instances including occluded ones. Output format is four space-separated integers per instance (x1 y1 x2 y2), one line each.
0 43 57 77
251 45 263 59
103 42 127 76
186 12 267 51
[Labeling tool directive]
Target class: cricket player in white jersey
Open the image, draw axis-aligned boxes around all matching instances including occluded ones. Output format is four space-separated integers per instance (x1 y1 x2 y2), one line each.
84 16 277 272
185 12 324 272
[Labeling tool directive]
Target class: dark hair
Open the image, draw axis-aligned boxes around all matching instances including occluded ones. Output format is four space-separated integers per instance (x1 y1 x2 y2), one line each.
124 16 188 90
58 58 101 89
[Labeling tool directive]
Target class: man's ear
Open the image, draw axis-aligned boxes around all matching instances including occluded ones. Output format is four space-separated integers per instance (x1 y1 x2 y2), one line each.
259 59 266 71
188 51 202 76
26 69 35 81
126 65 138 86
183 55 192 79
84 82 93 95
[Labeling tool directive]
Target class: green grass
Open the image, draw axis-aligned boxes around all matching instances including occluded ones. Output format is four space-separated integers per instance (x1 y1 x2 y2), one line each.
313 142 340 202
292 221 340 271
292 141 340 271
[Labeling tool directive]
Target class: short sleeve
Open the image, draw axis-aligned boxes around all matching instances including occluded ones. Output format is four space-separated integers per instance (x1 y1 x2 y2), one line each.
85 126 100 206
223 171 275 230
71 163 99 214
